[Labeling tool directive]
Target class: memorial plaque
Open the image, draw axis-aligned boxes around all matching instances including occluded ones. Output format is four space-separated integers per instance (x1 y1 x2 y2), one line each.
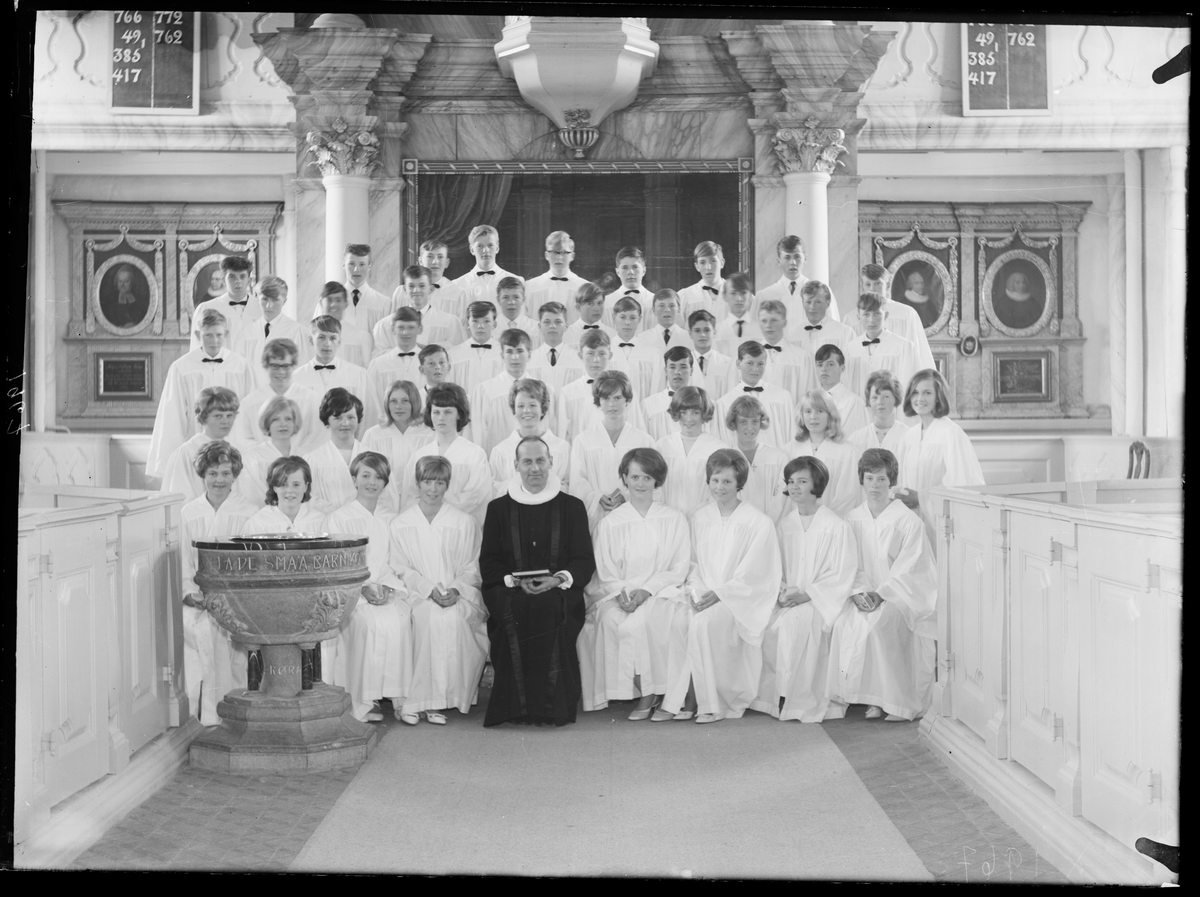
962 23 1050 116
97 355 153 399
993 353 1050 402
111 11 200 114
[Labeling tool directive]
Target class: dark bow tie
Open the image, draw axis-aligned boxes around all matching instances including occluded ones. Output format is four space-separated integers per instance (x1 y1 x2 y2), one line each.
476 270 495 276
227 299 248 307
667 390 676 397
201 356 224 363
805 324 822 331
619 342 636 348
432 282 441 289
623 289 639 295
742 385 763 392
314 364 336 370
550 276 569 282
586 379 595 385
763 343 782 352
582 324 599 330
471 343 492 350
862 338 881 346
397 351 416 357
702 285 719 294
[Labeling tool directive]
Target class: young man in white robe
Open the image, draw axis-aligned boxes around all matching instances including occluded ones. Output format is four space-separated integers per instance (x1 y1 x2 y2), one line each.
160 386 242 504
641 346 694 442
607 295 659 401
756 298 814 399
389 456 488 725
234 275 309 383
828 448 938 721
632 289 693 354
858 263 935 372
367 307 426 421
447 301 503 392
555 329 646 444
304 387 365 515
681 309 735 399
391 241 464 321
843 292 920 402
233 337 325 453
467 328 555 457
567 371 656 533
677 240 726 321
526 301 584 392
815 344 869 437
580 448 691 718
494 276 542 349
450 225 521 319
713 273 764 358
603 246 656 332
323 451 411 724
788 280 855 355
293 315 374 439
563 283 618 351
179 441 257 725
488 378 571 496
661 449 783 724
751 456 858 722
314 281 375 370
309 243 392 339
190 256 256 351
714 342 796 452
523 231 590 325
372 265 463 358
757 234 842 323
147 309 255 480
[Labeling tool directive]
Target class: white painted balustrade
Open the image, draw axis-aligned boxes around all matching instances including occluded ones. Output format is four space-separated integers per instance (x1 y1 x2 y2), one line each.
920 478 1180 885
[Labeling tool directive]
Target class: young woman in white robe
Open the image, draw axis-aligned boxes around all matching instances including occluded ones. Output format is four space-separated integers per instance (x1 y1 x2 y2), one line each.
399 383 493 527
787 389 861 518
323 452 411 723
828 448 938 721
751 456 858 722
489 378 571 496
722 394 789 523
389 456 488 725
180 441 256 725
231 338 324 454
236 396 302 509
243 456 327 535
304 387 366 515
579 448 691 718
160 386 241 504
567 371 655 532
662 449 783 724
653 386 726 518
361 379 434 513
895 369 985 550
846 370 910 470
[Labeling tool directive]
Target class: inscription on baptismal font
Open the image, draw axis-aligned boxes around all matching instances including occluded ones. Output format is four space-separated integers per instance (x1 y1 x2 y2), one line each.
202 549 366 574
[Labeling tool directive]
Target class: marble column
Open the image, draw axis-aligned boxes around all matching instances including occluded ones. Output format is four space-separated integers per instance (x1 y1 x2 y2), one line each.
645 174 681 293
1123 152 1144 438
323 174 372 283
770 120 847 289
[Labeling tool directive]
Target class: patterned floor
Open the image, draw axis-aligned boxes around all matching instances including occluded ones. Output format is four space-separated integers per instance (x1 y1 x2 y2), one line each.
71 701 1071 880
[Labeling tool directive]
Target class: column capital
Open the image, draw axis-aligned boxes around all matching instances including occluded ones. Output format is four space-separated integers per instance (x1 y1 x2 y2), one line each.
305 121 382 177
771 118 847 175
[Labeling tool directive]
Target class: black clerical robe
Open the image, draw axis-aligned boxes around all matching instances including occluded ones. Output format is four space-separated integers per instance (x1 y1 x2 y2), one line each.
480 491 596 727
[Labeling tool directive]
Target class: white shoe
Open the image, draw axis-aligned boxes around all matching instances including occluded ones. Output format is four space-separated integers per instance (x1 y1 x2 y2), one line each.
864 705 883 719
424 711 448 725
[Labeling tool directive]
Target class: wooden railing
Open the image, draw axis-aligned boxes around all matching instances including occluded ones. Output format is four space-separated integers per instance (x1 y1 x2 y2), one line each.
921 478 1181 883
15 487 186 845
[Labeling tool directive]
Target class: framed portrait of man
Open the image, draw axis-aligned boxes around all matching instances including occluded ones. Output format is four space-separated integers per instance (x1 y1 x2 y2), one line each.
192 257 228 314
887 251 955 335
91 255 159 334
981 249 1056 337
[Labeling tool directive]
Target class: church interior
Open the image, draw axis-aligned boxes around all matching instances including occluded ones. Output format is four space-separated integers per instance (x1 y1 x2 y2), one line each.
15 10 1182 881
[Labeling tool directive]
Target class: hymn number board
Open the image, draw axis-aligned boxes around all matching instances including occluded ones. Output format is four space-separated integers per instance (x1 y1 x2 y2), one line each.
110 11 200 114
961 24 1051 117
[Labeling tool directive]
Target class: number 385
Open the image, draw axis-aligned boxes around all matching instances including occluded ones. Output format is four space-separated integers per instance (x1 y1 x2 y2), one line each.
112 47 142 63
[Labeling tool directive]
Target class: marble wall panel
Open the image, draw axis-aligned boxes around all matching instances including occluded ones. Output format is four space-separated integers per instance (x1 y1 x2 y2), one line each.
827 177 861 320
605 107 753 161
294 184 327 322
402 115 461 160
752 177 785 287
369 183 404 296
456 115 557 161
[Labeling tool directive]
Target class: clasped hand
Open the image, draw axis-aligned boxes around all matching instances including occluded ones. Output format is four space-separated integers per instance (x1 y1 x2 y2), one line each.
428 586 461 607
851 591 883 613
519 575 561 595
617 588 650 613
598 488 626 513
777 586 812 608
690 589 720 612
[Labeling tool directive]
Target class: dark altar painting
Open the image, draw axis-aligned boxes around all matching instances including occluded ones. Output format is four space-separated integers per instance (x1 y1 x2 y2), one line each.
193 259 228 312
994 353 1050 402
98 263 151 328
891 259 944 330
990 256 1047 330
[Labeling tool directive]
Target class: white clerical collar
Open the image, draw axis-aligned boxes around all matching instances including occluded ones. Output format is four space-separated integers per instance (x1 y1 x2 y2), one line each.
509 473 562 505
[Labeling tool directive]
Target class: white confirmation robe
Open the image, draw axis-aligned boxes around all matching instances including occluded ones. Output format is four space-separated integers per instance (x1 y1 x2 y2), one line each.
662 501 783 720
567 423 656 532
787 437 861 519
389 502 488 716
654 431 727 518
897 416 985 549
828 500 937 721
323 500 410 721
751 505 858 722
579 502 691 711
399 436 494 527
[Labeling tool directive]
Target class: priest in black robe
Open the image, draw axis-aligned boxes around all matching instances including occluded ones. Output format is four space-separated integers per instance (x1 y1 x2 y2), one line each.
480 436 596 727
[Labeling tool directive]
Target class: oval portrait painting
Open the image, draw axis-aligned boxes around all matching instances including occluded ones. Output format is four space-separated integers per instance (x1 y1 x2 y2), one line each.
991 258 1046 330
193 258 228 313
891 259 944 330
99 263 151 328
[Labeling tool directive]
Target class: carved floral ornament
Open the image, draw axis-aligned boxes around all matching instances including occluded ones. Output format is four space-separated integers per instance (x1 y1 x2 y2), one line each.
772 117 848 175
305 119 381 177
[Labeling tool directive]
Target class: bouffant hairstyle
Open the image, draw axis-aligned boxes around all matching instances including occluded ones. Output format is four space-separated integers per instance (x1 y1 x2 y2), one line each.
319 387 364 427
724 395 769 432
194 386 239 424
858 448 900 486
902 369 952 419
795 389 845 443
414 455 453 485
705 448 750 490
192 440 244 479
619 447 668 488
592 370 633 406
258 396 302 439
264 456 312 506
864 370 903 407
509 378 551 417
782 455 830 499
350 451 391 486
668 385 714 424
261 337 299 368
424 383 471 431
